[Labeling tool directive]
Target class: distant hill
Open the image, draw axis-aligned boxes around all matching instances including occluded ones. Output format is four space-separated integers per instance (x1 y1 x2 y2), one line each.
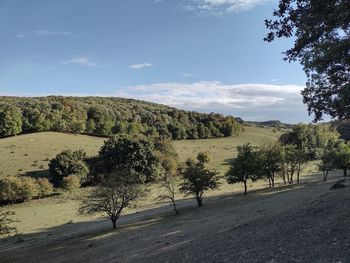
243 120 294 129
0 96 243 139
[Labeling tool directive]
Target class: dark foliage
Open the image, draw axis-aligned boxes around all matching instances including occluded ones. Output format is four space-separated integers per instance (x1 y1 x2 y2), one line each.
265 0 350 121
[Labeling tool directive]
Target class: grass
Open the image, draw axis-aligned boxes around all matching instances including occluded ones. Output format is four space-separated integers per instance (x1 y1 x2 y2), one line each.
0 126 286 235
174 125 282 174
0 132 105 179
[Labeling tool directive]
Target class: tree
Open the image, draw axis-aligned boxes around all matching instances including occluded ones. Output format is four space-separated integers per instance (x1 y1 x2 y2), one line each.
0 104 22 138
157 172 180 215
155 139 180 214
257 143 282 188
265 0 350 121
79 170 146 229
99 134 162 183
225 143 260 195
333 141 350 177
318 144 337 182
49 150 89 187
0 211 17 235
179 157 220 207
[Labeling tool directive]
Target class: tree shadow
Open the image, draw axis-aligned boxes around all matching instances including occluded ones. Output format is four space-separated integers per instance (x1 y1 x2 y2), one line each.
0 176 342 263
22 169 50 179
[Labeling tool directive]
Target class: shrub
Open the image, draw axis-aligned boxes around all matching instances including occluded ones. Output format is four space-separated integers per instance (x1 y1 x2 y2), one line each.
61 175 81 192
36 178 53 197
0 177 38 203
49 150 89 187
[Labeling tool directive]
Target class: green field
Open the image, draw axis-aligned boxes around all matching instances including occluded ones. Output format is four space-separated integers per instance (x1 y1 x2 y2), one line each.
0 126 288 235
0 126 281 179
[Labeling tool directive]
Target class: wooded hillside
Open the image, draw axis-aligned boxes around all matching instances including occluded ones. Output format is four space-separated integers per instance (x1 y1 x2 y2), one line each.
0 96 243 139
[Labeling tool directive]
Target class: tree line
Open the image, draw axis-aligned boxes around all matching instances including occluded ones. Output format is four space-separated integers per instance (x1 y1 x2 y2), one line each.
0 96 243 139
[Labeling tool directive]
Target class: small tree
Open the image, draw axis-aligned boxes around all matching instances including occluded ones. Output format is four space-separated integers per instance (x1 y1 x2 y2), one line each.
179 157 220 207
318 147 336 182
49 149 89 187
225 143 260 195
157 172 180 215
333 141 350 177
0 211 17 235
79 170 146 229
258 143 282 188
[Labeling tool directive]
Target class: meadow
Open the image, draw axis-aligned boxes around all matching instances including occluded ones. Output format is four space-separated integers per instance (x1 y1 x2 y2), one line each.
0 125 304 235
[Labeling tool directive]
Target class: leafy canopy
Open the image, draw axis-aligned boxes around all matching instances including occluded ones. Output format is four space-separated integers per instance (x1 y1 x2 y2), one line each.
265 0 350 121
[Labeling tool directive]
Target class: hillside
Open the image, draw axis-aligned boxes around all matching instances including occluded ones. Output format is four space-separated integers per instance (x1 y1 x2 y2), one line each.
0 126 281 179
0 96 242 140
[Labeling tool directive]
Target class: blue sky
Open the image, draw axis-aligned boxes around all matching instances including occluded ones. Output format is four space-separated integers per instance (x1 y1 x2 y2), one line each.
0 0 313 123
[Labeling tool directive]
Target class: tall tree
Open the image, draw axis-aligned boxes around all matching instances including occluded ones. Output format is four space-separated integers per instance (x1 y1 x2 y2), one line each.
258 143 282 188
265 0 350 121
179 157 220 207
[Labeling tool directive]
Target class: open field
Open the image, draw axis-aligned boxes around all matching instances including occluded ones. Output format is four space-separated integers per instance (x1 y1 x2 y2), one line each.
1 176 349 262
0 132 105 179
0 126 281 179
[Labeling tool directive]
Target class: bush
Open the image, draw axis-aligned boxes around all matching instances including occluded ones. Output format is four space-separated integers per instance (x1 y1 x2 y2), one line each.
36 178 53 197
49 150 89 187
61 175 81 192
0 177 38 204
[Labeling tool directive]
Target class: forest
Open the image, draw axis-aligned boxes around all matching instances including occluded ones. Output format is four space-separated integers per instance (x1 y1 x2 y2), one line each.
0 96 243 139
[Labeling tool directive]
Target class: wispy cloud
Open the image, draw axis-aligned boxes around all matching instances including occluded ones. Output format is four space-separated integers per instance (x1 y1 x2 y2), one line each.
116 81 309 123
183 73 195 77
16 30 75 38
62 57 97 67
128 62 153 69
183 0 270 15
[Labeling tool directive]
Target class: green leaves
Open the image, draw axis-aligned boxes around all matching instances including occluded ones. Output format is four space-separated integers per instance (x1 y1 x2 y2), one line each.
266 0 350 121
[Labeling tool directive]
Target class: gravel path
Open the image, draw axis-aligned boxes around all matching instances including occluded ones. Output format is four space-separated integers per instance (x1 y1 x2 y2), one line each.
2 178 349 263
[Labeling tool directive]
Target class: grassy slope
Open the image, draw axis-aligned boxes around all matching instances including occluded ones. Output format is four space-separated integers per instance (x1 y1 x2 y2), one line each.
0 126 285 235
0 132 105 179
0 126 280 179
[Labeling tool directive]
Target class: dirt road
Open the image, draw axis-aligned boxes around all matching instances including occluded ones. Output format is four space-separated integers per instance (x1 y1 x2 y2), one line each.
2 178 349 263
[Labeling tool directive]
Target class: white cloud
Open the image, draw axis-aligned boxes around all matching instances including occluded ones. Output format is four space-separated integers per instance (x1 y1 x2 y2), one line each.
184 0 270 15
128 62 153 69
183 73 194 77
62 57 97 67
16 30 75 38
116 81 310 123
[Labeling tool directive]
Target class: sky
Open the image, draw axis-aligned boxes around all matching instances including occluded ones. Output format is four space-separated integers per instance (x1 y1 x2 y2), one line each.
0 0 314 123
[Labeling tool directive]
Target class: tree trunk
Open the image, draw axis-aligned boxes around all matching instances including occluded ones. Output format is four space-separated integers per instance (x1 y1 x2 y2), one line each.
268 177 271 188
172 199 180 215
196 197 203 207
323 171 328 182
282 168 286 185
290 171 294 184
271 173 275 188
344 168 347 177
112 218 117 229
243 180 247 195
297 170 300 184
